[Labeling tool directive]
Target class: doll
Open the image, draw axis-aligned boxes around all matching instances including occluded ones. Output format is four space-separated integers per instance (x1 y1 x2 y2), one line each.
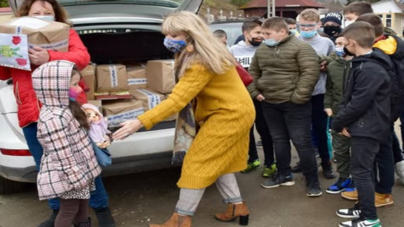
82 103 111 149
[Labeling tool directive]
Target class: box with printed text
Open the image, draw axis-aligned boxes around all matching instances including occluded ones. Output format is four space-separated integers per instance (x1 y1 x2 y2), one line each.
102 99 144 129
96 64 128 93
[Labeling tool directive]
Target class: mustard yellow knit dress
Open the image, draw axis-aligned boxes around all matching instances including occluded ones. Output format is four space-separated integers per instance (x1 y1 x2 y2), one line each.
137 64 255 189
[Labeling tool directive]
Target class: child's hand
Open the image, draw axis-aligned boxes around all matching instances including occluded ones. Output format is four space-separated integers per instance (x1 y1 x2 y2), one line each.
256 94 265 101
320 60 328 71
340 127 351 137
324 108 333 117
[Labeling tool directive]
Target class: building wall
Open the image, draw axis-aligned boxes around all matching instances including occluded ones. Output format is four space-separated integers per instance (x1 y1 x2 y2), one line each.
372 1 402 13
378 13 404 36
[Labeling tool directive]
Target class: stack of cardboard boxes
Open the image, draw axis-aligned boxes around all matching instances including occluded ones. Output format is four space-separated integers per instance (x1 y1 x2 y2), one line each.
81 60 176 129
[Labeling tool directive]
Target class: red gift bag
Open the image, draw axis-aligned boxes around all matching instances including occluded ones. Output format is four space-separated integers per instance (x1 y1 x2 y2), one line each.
235 62 253 86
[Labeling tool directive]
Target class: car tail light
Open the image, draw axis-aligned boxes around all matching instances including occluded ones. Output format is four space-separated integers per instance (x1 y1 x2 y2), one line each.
0 149 31 156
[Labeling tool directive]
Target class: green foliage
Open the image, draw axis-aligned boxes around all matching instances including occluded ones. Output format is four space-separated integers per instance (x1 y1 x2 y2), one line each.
230 0 250 7
0 0 9 7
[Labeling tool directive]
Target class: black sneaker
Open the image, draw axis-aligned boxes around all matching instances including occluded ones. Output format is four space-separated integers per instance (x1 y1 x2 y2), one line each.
261 172 295 189
306 181 322 197
291 162 302 173
336 203 361 219
322 162 337 179
339 216 381 227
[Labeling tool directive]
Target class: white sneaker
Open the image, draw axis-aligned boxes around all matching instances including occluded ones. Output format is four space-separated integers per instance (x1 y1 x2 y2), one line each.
395 160 404 185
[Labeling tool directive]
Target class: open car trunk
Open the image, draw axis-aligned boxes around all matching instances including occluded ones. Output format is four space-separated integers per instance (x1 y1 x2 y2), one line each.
79 29 173 64
79 29 177 131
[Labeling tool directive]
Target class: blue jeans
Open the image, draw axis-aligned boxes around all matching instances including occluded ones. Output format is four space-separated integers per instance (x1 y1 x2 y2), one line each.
261 101 318 182
22 123 109 210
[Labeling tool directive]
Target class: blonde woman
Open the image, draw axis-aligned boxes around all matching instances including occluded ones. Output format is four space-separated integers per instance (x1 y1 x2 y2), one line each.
113 11 255 227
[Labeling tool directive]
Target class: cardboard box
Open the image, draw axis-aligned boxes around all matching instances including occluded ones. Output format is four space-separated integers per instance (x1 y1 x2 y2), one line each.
127 65 147 90
146 60 175 94
129 88 165 111
96 64 128 93
81 64 96 100
0 17 70 52
102 99 144 128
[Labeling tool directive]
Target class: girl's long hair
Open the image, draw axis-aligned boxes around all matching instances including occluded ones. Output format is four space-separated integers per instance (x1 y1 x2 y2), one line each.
162 11 236 77
69 68 89 130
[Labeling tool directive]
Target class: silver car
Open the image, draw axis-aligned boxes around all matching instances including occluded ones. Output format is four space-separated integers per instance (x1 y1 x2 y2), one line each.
0 0 202 194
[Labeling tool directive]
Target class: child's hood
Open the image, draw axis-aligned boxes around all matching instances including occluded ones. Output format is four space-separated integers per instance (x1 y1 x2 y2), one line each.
82 103 104 120
373 35 404 61
32 60 75 107
352 48 393 71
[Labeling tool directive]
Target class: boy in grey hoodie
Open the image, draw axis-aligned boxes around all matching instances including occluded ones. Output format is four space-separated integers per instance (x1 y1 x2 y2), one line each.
230 20 276 178
294 9 336 179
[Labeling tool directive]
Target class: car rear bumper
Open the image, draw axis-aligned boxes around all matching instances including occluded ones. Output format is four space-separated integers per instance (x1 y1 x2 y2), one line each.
0 150 178 183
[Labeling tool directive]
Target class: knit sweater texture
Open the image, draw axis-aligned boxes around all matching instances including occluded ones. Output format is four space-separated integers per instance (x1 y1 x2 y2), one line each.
138 64 255 189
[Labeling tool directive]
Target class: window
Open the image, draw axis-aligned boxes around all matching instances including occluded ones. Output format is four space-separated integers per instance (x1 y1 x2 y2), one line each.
386 14 392 27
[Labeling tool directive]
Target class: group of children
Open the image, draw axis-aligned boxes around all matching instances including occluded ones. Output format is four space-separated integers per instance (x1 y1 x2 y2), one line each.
214 1 404 227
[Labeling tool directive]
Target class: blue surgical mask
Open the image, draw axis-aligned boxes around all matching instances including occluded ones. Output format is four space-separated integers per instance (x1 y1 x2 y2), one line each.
163 38 186 53
290 29 297 35
300 30 317 39
335 46 345 57
34 15 55 22
264 39 279 47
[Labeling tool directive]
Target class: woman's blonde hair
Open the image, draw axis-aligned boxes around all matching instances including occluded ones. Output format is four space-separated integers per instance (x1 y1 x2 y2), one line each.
162 11 236 76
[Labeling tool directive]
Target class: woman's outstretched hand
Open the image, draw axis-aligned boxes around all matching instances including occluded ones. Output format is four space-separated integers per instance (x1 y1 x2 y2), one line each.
112 119 144 140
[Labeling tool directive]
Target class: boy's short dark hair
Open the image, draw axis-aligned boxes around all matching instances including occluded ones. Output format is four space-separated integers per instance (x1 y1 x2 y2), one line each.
262 17 289 32
356 13 384 38
343 21 375 48
213 29 227 39
242 20 262 33
284 18 296 25
343 1 373 16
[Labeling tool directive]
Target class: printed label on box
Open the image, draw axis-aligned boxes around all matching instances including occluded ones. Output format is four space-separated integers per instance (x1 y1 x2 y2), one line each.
138 89 161 109
128 78 147 86
109 65 118 87
107 107 144 127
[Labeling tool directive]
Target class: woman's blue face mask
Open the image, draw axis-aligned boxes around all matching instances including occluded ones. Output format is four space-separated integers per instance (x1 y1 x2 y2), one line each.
163 38 187 53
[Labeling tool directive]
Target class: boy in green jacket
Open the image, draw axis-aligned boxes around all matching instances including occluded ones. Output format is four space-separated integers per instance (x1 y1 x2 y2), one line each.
323 36 355 194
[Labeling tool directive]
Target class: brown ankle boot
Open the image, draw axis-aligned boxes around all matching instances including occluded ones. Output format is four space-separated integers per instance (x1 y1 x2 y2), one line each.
214 202 249 226
149 212 191 227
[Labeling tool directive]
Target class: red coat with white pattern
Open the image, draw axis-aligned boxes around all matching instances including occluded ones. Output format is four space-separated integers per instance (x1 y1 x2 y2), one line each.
0 29 90 128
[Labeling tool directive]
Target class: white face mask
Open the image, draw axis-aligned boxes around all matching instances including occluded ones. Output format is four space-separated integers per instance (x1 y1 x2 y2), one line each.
34 15 55 22
344 20 354 28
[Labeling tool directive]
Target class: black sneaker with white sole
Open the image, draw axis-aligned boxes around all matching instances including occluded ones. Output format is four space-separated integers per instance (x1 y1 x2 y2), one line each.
336 204 361 219
261 172 295 189
339 216 381 227
306 181 322 197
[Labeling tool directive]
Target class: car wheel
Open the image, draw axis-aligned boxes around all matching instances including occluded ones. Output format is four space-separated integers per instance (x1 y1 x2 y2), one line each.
0 177 27 194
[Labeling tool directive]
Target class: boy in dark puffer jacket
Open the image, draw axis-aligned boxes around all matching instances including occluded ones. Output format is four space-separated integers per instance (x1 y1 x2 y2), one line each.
333 21 391 227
